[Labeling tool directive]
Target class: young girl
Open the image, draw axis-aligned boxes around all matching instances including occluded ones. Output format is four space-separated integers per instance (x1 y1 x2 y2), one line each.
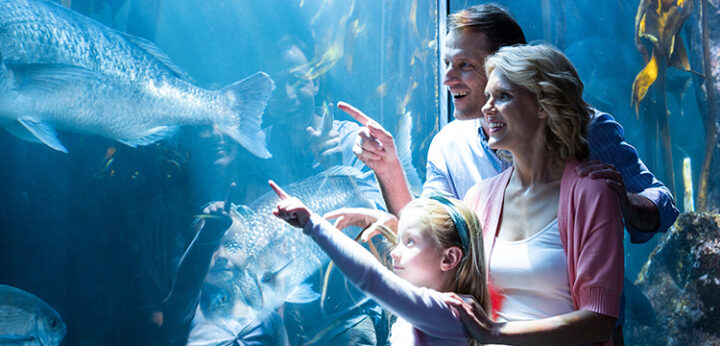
269 180 489 345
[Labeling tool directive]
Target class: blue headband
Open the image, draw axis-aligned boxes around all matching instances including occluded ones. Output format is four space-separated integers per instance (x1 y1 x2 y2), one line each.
426 193 470 254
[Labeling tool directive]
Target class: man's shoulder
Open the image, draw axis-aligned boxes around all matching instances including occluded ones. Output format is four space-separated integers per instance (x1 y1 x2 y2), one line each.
431 119 479 144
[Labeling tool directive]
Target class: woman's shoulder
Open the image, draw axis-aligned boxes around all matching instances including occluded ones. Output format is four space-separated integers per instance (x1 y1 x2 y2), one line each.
465 167 512 206
561 160 619 202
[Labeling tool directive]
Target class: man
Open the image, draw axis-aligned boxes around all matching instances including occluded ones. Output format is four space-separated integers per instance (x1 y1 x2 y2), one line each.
342 3 679 343
236 35 366 202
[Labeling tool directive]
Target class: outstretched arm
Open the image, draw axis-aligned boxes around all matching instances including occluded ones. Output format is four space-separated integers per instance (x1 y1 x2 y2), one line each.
270 181 466 341
162 187 234 332
338 102 413 215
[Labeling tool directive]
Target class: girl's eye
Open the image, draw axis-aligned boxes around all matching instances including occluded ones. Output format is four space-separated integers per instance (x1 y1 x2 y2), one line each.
405 238 415 246
498 92 511 101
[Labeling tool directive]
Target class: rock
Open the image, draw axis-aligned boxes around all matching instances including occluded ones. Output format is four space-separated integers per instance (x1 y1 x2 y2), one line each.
625 212 720 345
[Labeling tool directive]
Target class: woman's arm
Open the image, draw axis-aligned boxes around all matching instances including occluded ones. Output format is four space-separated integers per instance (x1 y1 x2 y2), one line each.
446 295 615 345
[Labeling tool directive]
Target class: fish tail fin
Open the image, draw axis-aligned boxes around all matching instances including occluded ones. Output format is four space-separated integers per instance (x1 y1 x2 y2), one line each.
218 72 275 159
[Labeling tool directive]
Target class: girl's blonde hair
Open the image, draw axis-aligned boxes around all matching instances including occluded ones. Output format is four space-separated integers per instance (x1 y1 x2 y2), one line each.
401 196 491 315
485 44 591 167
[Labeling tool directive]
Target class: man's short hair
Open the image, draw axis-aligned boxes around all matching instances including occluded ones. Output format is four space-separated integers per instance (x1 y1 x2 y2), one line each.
448 3 526 53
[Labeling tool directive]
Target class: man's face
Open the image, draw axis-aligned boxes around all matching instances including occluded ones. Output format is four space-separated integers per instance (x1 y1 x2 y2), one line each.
442 30 492 122
266 45 318 129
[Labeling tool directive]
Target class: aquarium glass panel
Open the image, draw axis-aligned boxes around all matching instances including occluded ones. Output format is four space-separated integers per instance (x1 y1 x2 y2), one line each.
0 0 439 344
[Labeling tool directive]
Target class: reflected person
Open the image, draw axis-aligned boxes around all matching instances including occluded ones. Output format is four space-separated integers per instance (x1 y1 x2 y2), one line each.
160 197 289 345
253 35 385 346
165 35 386 345
238 35 365 202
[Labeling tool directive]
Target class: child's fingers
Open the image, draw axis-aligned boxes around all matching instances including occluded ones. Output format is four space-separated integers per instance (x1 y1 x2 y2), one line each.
360 226 381 242
223 182 236 213
269 180 290 200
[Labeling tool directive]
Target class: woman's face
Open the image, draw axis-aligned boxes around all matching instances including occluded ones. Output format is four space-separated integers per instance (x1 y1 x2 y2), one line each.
390 208 446 290
481 69 544 152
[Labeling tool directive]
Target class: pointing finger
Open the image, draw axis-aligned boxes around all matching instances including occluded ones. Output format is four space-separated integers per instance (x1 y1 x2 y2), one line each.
269 180 290 200
338 101 373 126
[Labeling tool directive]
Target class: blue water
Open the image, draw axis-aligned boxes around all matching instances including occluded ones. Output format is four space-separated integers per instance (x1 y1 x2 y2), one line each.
0 0 708 345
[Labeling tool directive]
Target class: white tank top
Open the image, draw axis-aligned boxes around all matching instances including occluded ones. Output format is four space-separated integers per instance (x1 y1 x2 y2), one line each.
489 218 574 321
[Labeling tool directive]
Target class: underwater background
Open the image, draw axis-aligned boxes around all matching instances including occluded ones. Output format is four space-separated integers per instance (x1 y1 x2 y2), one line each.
1 0 718 344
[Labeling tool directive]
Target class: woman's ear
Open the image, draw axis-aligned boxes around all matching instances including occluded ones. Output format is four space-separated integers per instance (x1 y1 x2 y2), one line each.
537 105 548 119
440 246 463 271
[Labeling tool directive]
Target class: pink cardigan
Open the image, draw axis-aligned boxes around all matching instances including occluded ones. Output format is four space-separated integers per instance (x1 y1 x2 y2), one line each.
464 160 624 321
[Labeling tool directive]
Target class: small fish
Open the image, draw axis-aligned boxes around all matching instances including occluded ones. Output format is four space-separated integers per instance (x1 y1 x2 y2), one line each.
0 284 66 346
0 0 274 157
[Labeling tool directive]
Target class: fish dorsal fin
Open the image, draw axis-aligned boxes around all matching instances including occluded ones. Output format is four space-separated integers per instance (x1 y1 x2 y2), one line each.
119 32 190 80
10 63 103 94
284 283 320 304
395 111 422 197
17 118 68 153
117 126 178 147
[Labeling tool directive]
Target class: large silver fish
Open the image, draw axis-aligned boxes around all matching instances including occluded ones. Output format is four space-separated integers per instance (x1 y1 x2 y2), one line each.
0 284 66 346
200 166 384 321
0 0 273 157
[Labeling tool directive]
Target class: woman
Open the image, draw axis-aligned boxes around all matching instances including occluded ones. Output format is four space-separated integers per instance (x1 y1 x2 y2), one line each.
448 44 624 345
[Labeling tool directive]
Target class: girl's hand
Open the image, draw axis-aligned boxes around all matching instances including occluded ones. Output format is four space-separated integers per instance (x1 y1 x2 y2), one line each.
443 292 498 343
324 208 398 242
270 180 311 228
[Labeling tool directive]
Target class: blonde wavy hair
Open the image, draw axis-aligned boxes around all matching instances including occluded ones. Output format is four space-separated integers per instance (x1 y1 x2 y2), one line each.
401 197 491 317
485 44 591 166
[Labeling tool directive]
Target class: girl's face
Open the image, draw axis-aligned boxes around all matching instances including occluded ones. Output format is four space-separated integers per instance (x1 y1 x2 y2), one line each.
481 68 544 152
391 208 447 291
